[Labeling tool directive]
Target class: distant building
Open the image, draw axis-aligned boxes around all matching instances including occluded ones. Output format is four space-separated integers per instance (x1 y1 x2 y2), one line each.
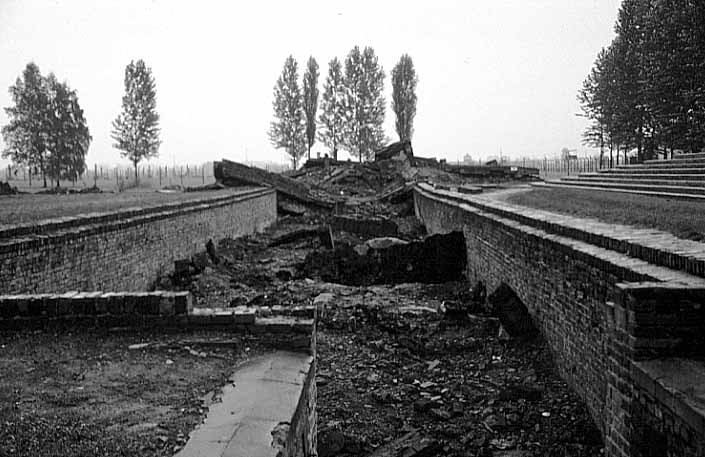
463 154 473 165
561 148 578 161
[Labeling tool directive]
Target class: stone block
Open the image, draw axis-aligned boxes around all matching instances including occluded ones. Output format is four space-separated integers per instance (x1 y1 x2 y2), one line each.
0 297 19 318
174 292 192 315
233 307 256 324
158 293 175 316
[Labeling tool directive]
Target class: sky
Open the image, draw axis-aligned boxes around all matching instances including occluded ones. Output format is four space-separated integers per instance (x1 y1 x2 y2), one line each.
0 0 622 167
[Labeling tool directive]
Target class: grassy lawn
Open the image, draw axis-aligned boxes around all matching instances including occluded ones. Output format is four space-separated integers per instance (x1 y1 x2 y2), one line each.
0 189 236 226
505 187 705 241
0 329 256 457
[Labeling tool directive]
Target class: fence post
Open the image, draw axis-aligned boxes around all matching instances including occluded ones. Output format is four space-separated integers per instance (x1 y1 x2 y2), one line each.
159 166 162 187
94 164 97 188
202 165 205 184
180 166 183 187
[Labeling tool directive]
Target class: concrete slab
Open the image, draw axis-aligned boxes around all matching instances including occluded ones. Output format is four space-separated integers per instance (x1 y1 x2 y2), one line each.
633 358 705 433
175 351 313 457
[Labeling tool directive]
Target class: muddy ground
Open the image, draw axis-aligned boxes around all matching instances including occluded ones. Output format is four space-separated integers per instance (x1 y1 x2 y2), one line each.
0 329 266 457
167 215 604 457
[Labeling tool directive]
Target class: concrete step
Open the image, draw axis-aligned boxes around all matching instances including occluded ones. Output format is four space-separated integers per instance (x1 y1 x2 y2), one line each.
608 165 705 174
570 175 705 188
589 172 705 181
647 152 705 162
533 180 705 200
616 162 705 170
554 179 705 196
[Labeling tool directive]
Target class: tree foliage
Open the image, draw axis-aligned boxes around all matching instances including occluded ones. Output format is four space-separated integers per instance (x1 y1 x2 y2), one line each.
580 0 705 162
342 46 386 162
302 56 319 161
391 54 418 142
1 62 90 187
269 55 306 169
318 58 347 161
45 73 91 185
111 59 161 181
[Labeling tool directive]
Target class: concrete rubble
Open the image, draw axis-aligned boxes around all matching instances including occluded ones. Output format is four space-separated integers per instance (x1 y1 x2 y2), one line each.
153 141 604 456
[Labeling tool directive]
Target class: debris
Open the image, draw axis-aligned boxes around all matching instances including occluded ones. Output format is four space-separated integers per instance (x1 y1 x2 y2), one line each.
205 239 219 264
269 226 334 249
214 158 334 209
487 283 537 337
330 215 399 237
365 237 408 250
128 343 151 350
374 140 414 163
318 429 346 457
368 429 441 457
0 181 20 195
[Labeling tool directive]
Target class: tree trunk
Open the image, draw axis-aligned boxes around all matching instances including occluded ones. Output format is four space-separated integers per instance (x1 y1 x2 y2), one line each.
41 156 47 188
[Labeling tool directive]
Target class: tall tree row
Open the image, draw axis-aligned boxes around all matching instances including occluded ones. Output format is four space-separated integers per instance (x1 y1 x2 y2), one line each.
580 0 705 162
271 48 413 165
1 62 91 187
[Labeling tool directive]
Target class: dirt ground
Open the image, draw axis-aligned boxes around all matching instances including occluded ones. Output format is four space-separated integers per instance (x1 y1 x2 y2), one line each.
0 329 263 457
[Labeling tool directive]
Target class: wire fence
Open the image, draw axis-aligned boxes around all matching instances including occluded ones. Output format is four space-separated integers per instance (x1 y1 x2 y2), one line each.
3 163 217 192
500 156 634 180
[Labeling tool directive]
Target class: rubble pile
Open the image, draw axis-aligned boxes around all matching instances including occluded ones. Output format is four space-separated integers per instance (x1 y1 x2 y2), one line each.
161 143 599 456
0 181 19 195
156 210 603 457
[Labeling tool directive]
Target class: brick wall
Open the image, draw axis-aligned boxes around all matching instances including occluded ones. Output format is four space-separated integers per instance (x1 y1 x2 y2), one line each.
414 186 705 457
0 188 276 294
286 356 318 457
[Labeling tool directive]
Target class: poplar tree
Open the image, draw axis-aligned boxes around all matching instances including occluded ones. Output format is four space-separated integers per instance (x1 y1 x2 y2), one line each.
343 46 386 162
269 55 305 169
318 58 347 160
111 59 161 183
391 54 418 142
302 56 319 161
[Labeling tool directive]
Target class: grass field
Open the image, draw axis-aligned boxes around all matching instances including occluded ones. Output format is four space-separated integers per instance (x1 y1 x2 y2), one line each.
506 187 705 241
0 189 236 226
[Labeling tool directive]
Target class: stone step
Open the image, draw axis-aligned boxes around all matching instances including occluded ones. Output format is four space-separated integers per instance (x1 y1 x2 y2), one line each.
569 175 705 188
555 179 705 196
644 157 705 165
616 162 705 170
591 172 705 181
535 180 705 199
649 152 705 161
600 167 705 175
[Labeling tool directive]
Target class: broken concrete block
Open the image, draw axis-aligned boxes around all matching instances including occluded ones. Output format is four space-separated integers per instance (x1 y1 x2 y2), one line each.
365 237 408 250
487 283 536 337
233 307 256 324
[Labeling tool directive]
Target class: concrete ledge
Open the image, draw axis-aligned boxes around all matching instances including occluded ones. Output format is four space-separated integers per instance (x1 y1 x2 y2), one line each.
175 351 316 457
417 182 705 280
632 358 705 448
0 188 273 253
0 188 267 241
0 291 192 320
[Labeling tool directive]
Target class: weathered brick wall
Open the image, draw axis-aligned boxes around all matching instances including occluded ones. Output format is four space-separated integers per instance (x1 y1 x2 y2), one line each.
414 187 705 457
286 355 318 457
0 188 276 294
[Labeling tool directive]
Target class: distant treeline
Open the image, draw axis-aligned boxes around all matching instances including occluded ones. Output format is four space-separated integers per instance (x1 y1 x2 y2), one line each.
579 0 705 164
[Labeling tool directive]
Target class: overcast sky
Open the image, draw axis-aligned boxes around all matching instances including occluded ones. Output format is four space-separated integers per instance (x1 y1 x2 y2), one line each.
0 0 621 167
